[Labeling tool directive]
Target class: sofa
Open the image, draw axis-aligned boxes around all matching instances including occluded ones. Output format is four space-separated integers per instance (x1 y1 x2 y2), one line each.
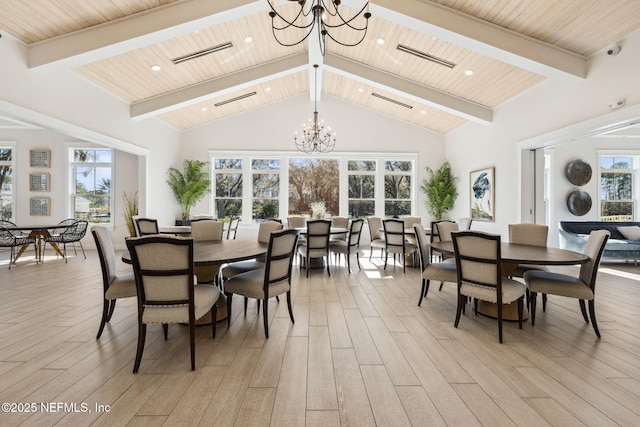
559 221 640 264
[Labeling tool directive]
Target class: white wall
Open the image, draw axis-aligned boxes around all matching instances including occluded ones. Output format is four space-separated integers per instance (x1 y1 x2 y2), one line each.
446 28 640 240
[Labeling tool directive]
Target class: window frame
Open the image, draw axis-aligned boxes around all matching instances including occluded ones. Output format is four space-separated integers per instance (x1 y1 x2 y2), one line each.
68 146 114 224
598 150 639 221
0 142 16 222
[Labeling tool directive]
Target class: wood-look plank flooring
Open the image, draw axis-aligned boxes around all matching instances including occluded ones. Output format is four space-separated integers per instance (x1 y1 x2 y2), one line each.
0 249 639 426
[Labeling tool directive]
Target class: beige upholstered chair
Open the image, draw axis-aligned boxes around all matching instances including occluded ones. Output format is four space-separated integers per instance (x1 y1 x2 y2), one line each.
221 220 284 279
383 218 417 273
224 229 299 338
133 217 159 236
287 216 306 229
403 216 422 245
458 217 473 230
413 223 457 306
330 216 349 243
190 218 224 284
508 224 550 278
429 220 455 262
298 219 331 277
126 235 220 373
524 230 610 338
367 216 385 260
452 231 526 343
225 216 240 239
330 218 363 273
92 226 136 339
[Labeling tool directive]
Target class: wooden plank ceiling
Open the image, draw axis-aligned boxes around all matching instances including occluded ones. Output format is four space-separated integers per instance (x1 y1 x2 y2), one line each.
0 0 638 134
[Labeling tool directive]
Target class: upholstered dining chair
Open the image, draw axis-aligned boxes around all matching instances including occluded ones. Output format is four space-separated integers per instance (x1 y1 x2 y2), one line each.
224 228 299 338
402 216 422 245
126 235 220 373
452 230 526 343
0 224 37 269
221 220 283 280
329 216 349 243
524 230 610 338
458 217 473 231
430 220 456 262
225 216 240 240
43 219 87 262
383 218 417 273
413 223 457 306
367 216 385 260
329 218 363 273
133 217 159 236
190 218 224 284
297 219 331 277
92 226 137 339
508 224 550 279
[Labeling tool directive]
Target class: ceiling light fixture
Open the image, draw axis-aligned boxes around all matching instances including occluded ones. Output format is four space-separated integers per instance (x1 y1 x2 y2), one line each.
295 64 336 154
150 65 161 71
214 91 257 107
172 42 233 64
268 0 371 56
371 92 413 109
397 44 456 68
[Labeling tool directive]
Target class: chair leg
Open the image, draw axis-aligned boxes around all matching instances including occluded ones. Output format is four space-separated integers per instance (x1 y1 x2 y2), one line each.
588 299 601 338
263 298 269 338
96 299 110 339
497 301 503 343
211 304 217 339
579 299 589 322
454 293 465 327
78 241 86 259
418 279 430 306
517 298 523 330
133 323 146 373
356 252 361 270
226 294 233 327
346 253 351 274
244 297 249 316
162 324 168 340
326 255 331 276
189 321 195 371
286 291 295 324
439 282 444 291
530 292 537 326
542 293 547 312
384 251 388 269
107 299 117 321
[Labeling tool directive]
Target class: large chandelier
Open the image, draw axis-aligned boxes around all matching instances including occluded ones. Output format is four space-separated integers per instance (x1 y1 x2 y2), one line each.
268 0 371 56
295 64 336 154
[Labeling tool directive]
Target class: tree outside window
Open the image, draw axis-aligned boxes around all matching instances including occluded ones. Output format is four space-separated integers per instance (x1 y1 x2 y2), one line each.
348 160 376 218
0 148 13 221
289 158 339 216
73 149 112 223
600 156 634 221
384 160 412 217
214 159 243 218
252 159 280 222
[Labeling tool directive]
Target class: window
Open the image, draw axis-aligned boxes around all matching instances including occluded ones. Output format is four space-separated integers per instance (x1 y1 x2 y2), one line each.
289 158 340 217
600 155 635 221
214 158 243 219
71 149 112 223
384 160 413 217
252 159 280 221
0 147 14 221
348 160 376 218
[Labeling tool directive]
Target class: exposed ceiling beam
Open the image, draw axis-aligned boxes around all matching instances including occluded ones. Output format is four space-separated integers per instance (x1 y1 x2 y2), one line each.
324 53 492 124
130 52 309 119
28 0 262 68
372 0 587 82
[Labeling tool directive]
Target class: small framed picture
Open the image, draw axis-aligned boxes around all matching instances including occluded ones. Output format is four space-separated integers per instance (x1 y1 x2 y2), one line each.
30 173 50 192
30 197 51 216
30 149 51 167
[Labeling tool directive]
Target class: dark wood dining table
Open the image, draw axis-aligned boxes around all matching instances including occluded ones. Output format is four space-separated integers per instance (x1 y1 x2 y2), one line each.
429 241 589 319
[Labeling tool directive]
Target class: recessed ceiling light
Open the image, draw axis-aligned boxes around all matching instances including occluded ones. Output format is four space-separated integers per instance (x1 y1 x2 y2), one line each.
465 69 474 76
358 88 364 92
244 36 253 44
150 65 161 71
265 87 271 91
376 38 385 45
420 110 426 114
201 107 208 112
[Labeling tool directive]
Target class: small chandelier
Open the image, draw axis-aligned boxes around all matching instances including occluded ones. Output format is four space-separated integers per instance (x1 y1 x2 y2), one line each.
268 0 371 56
295 64 336 154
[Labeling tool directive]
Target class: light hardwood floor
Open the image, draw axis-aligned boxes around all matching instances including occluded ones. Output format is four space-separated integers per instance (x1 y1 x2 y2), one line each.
0 248 639 426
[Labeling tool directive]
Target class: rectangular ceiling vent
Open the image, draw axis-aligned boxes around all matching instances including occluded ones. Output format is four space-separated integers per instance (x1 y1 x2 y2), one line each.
172 42 233 64
397 44 456 68
214 91 257 107
371 93 413 109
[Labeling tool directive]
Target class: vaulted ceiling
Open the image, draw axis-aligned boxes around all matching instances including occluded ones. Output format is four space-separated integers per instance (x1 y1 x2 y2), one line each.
0 0 638 134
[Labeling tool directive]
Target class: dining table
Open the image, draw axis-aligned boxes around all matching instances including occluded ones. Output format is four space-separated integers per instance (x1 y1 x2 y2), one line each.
429 240 589 319
8 224 71 262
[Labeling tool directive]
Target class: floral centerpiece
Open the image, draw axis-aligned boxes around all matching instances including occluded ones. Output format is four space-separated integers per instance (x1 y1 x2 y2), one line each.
310 202 326 219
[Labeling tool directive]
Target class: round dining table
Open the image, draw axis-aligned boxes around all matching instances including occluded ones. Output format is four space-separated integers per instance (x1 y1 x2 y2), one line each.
429 241 589 320
8 224 72 262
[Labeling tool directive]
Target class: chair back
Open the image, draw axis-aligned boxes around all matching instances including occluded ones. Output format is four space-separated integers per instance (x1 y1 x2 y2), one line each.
134 217 159 236
430 220 455 243
306 219 331 250
126 235 195 318
92 226 118 289
0 220 16 227
264 229 299 288
367 216 384 240
403 216 421 228
579 230 610 290
452 231 503 301
53 218 77 235
226 216 240 239
287 216 306 229
331 216 349 241
458 217 473 230
413 223 430 270
66 220 88 242
383 218 406 248
347 219 364 249
190 218 223 241
509 223 548 247
435 221 459 242
258 220 284 243
0 225 16 245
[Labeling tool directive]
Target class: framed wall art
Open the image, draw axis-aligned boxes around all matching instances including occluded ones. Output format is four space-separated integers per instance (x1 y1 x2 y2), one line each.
30 197 51 216
470 167 495 222
30 149 51 167
30 173 50 192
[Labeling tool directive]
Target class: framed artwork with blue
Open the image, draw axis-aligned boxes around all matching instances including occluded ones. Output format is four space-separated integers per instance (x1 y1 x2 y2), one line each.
470 167 494 222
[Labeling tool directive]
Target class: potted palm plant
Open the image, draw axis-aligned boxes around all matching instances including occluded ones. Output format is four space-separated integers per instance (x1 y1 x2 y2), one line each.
419 161 459 220
167 160 212 225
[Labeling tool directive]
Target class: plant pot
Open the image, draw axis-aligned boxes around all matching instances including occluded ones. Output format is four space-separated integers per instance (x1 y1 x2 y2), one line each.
175 220 191 226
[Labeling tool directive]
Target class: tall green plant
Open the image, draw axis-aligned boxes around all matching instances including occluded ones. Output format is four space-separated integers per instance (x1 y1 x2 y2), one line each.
419 161 459 220
167 160 212 220
122 191 138 237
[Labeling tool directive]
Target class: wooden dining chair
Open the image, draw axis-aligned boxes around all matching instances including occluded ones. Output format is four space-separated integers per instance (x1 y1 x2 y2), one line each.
524 230 610 338
429 220 456 262
383 218 417 273
413 223 457 306
367 216 385 260
190 218 224 284
329 218 363 273
133 217 159 236
297 219 331 277
452 230 526 343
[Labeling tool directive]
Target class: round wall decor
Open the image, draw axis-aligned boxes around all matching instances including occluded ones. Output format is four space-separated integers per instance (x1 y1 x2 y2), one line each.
565 159 592 186
566 190 592 216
